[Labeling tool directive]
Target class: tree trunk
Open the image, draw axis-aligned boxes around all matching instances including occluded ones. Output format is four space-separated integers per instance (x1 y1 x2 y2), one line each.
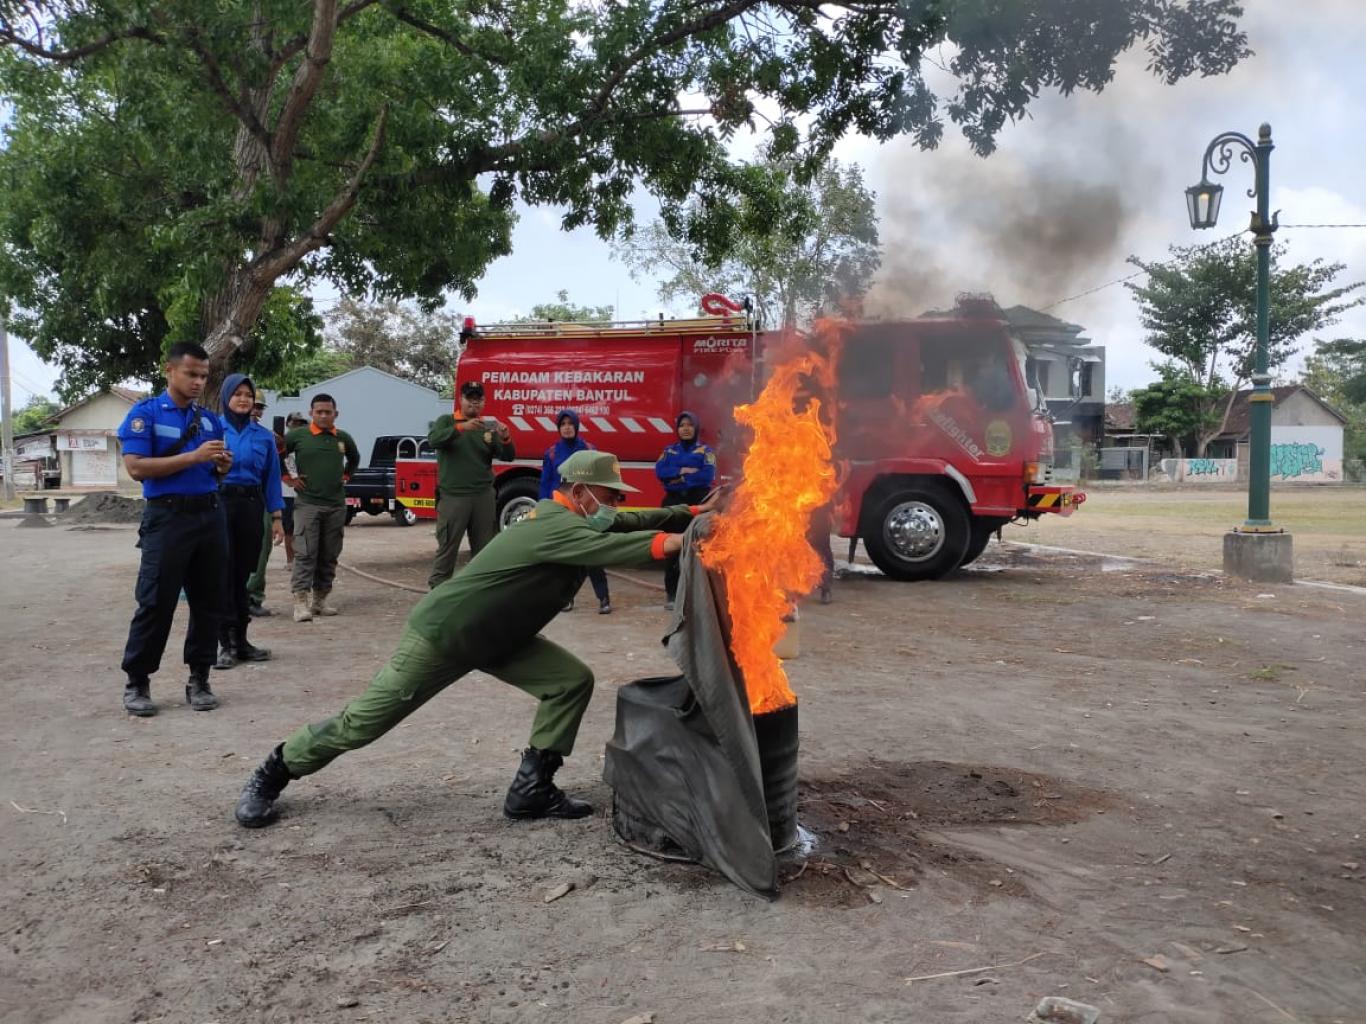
201 271 276 411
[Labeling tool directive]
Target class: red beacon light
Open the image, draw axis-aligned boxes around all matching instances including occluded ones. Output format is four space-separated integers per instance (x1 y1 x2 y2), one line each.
460 315 477 339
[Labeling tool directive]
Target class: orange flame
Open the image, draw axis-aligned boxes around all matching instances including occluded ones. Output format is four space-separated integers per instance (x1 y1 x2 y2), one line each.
701 343 839 715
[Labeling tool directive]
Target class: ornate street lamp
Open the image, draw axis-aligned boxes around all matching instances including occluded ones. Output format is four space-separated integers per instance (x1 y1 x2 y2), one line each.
1186 124 1290 579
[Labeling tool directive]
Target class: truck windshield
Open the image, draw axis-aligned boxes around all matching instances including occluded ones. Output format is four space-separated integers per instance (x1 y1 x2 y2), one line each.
920 337 1019 413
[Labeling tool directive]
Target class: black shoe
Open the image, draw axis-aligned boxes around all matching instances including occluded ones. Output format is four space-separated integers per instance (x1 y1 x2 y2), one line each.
819 585 832 605
214 628 239 671
248 602 273 618
186 667 219 711
237 638 272 662
235 744 294 828
598 599 612 615
563 598 575 612
123 677 156 717
503 748 594 820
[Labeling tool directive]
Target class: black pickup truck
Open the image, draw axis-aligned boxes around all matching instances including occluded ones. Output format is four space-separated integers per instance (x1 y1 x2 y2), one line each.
345 435 433 526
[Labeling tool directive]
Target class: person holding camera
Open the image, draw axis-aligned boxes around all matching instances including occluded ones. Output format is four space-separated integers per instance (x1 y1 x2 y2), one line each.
426 381 516 589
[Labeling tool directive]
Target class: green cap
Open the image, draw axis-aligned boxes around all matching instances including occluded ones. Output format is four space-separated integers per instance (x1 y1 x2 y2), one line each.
558 450 638 493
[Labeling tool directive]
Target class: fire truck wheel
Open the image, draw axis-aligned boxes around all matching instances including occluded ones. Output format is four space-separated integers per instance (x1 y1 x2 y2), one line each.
495 477 541 531
863 484 970 581
958 517 1010 569
390 505 418 527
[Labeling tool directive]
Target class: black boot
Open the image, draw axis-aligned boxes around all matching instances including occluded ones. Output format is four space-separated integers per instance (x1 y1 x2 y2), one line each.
185 666 219 711
235 744 294 828
503 748 594 820
214 629 238 671
236 630 272 662
123 676 156 717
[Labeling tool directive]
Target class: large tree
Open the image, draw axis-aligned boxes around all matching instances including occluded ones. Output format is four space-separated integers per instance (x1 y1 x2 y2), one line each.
324 297 461 393
1302 338 1366 464
1 1 1251 399
1125 238 1363 456
512 291 615 324
617 151 880 328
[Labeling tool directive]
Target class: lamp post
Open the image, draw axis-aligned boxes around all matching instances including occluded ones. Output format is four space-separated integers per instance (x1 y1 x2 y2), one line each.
1186 123 1292 581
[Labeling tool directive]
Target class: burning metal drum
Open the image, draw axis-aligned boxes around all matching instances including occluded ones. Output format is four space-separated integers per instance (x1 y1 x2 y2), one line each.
751 703 799 852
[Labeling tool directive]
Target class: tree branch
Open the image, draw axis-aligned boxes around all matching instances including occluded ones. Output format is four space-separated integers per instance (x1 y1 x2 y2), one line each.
185 30 272 148
385 4 505 63
271 0 341 180
0 22 164 61
269 0 380 75
253 105 389 282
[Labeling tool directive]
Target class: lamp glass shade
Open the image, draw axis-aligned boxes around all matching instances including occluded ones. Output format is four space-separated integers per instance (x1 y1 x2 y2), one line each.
1185 181 1223 229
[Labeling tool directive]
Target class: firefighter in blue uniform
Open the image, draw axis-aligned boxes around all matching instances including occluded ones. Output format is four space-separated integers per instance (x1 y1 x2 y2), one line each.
654 410 716 608
539 410 612 613
117 342 233 717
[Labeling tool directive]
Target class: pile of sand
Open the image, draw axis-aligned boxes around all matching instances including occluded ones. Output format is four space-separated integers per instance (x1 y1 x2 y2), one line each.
61 493 146 525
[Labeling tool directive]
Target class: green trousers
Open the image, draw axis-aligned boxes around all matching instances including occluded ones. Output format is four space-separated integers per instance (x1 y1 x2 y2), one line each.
246 507 271 605
281 627 594 777
427 490 496 589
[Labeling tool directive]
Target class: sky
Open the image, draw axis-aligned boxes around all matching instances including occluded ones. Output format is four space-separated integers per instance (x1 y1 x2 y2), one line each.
8 0 1366 404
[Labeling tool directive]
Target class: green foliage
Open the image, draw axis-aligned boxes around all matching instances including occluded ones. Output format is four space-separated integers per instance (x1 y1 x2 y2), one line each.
1125 238 1364 454
1302 338 1366 461
252 346 352 397
618 151 880 328
513 291 615 323
1 0 1251 392
325 297 461 392
12 394 61 434
1131 364 1227 458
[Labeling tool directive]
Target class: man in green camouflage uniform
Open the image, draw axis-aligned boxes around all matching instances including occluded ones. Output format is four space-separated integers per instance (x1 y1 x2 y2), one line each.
235 450 713 828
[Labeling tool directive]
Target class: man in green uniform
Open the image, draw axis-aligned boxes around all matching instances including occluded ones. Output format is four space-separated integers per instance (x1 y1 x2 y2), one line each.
234 450 716 828
285 393 361 622
426 381 516 589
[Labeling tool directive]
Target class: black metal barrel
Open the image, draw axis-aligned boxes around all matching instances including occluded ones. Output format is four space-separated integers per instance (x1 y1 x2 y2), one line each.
752 702 799 852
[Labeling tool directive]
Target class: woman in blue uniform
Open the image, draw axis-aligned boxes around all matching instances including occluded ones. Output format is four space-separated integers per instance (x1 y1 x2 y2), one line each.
539 410 611 613
654 411 716 609
216 373 285 669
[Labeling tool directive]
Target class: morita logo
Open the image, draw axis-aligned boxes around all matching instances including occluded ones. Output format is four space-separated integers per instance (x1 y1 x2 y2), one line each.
691 336 749 352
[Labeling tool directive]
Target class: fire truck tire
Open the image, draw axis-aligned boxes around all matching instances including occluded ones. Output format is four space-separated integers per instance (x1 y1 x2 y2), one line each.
391 505 418 527
862 484 970 581
495 477 541 531
958 517 1010 569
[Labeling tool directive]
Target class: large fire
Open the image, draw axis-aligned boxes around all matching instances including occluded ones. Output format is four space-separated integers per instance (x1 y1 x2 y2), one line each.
701 342 839 716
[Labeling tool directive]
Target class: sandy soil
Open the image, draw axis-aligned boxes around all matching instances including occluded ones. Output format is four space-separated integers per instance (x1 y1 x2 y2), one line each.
1 513 1363 1024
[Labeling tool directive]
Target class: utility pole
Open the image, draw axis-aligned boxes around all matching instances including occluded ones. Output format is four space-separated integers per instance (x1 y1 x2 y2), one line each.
0 316 15 502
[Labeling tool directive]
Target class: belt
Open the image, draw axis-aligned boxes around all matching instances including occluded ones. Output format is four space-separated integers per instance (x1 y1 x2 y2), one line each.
220 484 263 499
148 493 220 511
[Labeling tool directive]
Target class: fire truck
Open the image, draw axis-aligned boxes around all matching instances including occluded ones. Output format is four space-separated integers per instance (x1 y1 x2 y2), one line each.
395 296 1082 581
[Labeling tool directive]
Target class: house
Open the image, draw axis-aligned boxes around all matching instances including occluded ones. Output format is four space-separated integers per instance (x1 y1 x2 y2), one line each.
44 387 148 490
262 366 453 465
1206 385 1347 482
1000 305 1107 452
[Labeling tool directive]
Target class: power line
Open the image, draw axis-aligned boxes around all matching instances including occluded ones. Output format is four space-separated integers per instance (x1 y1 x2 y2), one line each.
1040 222 1366 311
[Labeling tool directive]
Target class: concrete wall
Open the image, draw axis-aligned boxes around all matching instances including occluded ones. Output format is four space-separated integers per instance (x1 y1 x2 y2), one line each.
1268 425 1343 482
1160 457 1239 483
1273 390 1342 429
263 367 453 465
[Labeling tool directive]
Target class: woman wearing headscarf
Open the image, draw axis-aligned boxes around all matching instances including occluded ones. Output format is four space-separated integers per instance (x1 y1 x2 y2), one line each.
539 410 612 613
216 373 285 669
654 410 716 609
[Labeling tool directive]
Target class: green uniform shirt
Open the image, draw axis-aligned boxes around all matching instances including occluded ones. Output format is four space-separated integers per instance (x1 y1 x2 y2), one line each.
285 426 361 507
429 414 516 496
406 499 694 661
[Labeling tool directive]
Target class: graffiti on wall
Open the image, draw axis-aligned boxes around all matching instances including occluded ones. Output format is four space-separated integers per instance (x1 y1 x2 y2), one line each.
1269 442 1341 481
1160 458 1238 483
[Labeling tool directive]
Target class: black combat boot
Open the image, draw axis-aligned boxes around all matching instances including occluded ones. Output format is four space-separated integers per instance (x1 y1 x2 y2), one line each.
235 744 294 827
503 748 594 820
236 630 272 662
185 666 219 710
214 629 239 671
123 676 156 717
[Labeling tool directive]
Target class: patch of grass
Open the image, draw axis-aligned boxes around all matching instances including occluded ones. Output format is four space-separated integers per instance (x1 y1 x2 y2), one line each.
1248 663 1297 682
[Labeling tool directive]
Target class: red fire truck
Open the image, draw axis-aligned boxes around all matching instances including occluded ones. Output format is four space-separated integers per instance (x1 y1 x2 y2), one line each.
395 297 1082 580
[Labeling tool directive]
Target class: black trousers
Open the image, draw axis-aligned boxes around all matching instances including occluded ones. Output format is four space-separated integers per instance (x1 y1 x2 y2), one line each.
661 487 710 600
221 489 265 643
121 497 229 680
577 567 610 603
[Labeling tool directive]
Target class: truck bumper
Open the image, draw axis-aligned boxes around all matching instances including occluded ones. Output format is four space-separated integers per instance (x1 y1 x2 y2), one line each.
1026 485 1085 516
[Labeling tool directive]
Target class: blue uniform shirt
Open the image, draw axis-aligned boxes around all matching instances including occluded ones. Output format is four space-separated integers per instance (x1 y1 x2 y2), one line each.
117 392 225 498
655 440 717 494
539 436 595 499
222 419 285 512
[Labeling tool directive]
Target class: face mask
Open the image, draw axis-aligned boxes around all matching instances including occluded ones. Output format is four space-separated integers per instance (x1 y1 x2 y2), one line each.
578 489 617 533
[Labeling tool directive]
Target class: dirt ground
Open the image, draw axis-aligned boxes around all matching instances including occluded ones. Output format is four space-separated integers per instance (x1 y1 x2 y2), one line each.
2 509 1364 1024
